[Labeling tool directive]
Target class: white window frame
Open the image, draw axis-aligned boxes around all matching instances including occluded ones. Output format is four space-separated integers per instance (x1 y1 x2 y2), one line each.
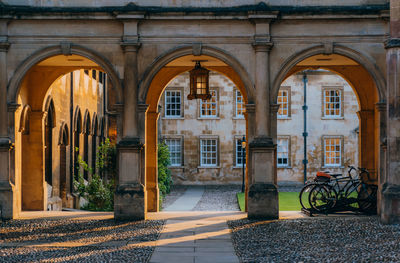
165 90 182 118
235 137 246 167
235 90 245 118
200 138 218 167
277 88 290 119
164 138 182 167
277 136 290 167
323 136 343 167
200 89 218 118
323 87 343 118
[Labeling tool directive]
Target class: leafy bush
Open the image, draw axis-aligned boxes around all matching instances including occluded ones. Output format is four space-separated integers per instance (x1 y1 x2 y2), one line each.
74 139 116 211
158 142 172 197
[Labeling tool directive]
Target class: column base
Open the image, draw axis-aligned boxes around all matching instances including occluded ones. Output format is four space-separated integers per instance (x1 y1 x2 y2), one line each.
248 183 278 220
0 181 13 220
114 183 146 220
381 184 400 224
147 186 159 212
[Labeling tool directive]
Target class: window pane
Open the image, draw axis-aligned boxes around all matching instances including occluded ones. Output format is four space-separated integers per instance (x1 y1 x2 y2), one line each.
278 89 289 117
200 139 218 166
200 90 218 117
324 137 342 166
324 89 341 117
165 90 182 117
165 139 182 166
277 138 289 167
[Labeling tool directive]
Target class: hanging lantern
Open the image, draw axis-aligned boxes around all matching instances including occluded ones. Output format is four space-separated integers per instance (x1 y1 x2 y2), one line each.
188 61 211 100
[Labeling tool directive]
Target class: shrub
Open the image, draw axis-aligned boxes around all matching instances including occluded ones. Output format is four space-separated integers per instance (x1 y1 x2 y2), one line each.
73 139 116 211
158 142 172 197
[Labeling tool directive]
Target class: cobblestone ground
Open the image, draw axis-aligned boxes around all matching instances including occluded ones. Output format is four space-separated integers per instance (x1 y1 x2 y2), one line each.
0 218 164 263
228 216 400 262
192 185 241 211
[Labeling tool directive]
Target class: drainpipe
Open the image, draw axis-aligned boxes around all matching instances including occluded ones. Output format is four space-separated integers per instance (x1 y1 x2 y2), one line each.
302 72 308 184
69 72 74 193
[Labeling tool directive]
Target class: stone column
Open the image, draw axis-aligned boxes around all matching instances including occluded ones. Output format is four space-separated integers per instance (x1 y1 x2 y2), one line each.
382 0 400 224
247 20 278 219
270 104 280 185
114 36 146 220
375 102 387 216
356 110 375 175
0 37 12 219
145 109 160 212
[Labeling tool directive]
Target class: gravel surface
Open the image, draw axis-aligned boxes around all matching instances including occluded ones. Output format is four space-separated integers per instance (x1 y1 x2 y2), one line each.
161 185 188 210
193 185 241 211
228 216 400 262
0 218 164 262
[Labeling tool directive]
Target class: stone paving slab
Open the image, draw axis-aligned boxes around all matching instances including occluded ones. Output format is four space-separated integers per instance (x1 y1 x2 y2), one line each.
149 211 245 263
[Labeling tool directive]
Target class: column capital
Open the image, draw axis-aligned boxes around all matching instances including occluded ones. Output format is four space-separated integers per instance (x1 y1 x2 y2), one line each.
385 38 400 49
252 41 273 52
121 39 141 52
270 103 280 114
138 103 149 113
357 109 374 120
245 104 256 114
375 101 387 112
108 103 124 115
0 41 10 52
7 103 20 113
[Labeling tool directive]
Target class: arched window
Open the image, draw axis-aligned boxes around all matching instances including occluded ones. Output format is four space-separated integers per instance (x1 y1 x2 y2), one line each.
73 108 82 181
92 114 98 175
83 110 91 180
45 99 55 186
58 123 69 203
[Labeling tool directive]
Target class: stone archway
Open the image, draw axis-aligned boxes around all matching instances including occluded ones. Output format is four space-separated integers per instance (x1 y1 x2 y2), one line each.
139 45 255 213
271 45 386 215
4 45 123 218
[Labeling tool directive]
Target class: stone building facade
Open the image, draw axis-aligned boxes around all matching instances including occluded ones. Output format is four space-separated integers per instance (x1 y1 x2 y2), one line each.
161 70 359 186
277 71 359 184
14 69 106 211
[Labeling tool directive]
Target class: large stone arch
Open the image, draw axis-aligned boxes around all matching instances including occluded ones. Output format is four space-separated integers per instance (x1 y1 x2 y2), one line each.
271 44 387 215
271 44 386 104
139 45 254 212
139 45 255 104
7 44 123 105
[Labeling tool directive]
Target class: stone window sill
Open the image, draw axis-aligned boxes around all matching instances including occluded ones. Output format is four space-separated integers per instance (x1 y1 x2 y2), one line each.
162 117 185 120
198 117 220 120
321 116 344 120
277 166 292 169
197 166 220 169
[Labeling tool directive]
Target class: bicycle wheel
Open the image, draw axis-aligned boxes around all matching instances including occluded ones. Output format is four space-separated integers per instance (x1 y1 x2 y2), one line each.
357 184 377 214
309 184 336 212
299 183 315 211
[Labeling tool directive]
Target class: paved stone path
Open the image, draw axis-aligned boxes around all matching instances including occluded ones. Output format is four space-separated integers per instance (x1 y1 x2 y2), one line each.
151 186 243 263
163 186 204 211
148 211 246 263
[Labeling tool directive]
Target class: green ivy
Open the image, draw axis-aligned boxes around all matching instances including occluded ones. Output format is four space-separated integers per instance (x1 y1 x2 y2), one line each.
73 139 116 211
158 142 172 197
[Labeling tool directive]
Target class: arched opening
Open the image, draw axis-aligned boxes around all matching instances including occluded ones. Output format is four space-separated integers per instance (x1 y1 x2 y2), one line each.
141 49 254 213
9 48 121 214
44 98 55 186
83 110 91 180
92 114 98 174
273 52 384 214
59 123 69 208
74 108 82 183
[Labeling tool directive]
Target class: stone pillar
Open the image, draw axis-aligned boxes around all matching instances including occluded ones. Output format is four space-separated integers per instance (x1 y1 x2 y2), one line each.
244 104 255 212
375 102 387 216
145 109 160 212
0 36 12 219
356 110 375 176
270 104 280 185
114 33 146 220
381 0 400 224
247 20 278 219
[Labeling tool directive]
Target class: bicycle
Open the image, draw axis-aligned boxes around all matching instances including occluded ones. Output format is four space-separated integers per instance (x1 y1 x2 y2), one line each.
301 166 377 215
